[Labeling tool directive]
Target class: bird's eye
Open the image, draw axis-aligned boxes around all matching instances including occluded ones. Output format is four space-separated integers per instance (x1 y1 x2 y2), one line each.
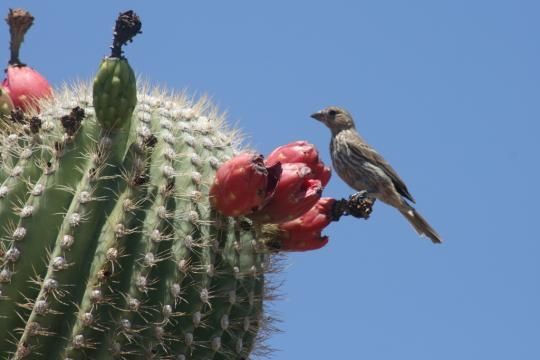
328 109 337 116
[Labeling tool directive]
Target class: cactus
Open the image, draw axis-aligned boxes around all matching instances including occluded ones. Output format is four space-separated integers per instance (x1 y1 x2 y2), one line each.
0 8 379 360
0 10 274 360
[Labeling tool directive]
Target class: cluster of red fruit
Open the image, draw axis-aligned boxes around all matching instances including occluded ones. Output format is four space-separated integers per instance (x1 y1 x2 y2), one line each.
210 141 337 252
0 9 52 116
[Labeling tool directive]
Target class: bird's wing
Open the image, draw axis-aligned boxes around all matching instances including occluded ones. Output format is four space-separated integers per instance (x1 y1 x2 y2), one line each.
349 139 416 203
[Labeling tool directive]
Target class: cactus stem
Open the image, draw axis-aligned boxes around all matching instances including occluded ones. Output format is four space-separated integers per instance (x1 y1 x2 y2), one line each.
110 10 142 59
5 8 34 66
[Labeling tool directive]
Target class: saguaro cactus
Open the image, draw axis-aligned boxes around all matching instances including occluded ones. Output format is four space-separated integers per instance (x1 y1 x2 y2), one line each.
0 8 376 360
0 11 272 360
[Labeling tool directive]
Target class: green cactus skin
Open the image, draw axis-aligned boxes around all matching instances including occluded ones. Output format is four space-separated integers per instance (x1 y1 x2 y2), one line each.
0 84 273 360
0 87 14 119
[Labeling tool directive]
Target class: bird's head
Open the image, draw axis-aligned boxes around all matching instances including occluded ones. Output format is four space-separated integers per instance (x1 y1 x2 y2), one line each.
310 106 355 134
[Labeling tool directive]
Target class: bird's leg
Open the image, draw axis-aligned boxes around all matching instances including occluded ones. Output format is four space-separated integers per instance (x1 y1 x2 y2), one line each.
330 191 375 221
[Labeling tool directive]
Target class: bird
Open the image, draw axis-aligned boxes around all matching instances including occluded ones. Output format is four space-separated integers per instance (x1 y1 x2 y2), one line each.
310 106 442 243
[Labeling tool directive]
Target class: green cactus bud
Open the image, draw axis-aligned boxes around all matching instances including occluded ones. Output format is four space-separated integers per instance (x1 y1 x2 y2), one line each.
92 57 136 130
92 10 140 131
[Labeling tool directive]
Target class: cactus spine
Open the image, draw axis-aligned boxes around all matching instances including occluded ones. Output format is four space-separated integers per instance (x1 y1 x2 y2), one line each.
0 10 271 360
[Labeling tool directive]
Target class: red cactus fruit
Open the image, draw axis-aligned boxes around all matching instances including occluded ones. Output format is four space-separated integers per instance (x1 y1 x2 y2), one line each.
280 197 335 233
210 152 280 217
266 140 331 186
3 9 52 112
317 164 332 187
251 162 323 224
277 197 335 251
3 65 52 111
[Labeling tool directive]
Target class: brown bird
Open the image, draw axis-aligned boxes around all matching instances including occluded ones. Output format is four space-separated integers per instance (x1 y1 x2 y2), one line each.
311 106 442 243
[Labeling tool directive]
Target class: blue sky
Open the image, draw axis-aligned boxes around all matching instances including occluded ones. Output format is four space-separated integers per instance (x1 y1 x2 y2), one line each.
6 1 539 359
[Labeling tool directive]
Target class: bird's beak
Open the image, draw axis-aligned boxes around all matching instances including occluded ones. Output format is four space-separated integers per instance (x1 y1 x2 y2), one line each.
310 111 325 122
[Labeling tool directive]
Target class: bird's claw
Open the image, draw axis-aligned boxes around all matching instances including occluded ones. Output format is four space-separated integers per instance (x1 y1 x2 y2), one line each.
347 191 374 219
330 191 375 221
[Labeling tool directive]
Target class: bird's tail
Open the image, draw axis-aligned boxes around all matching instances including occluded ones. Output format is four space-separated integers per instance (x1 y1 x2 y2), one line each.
399 205 442 244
